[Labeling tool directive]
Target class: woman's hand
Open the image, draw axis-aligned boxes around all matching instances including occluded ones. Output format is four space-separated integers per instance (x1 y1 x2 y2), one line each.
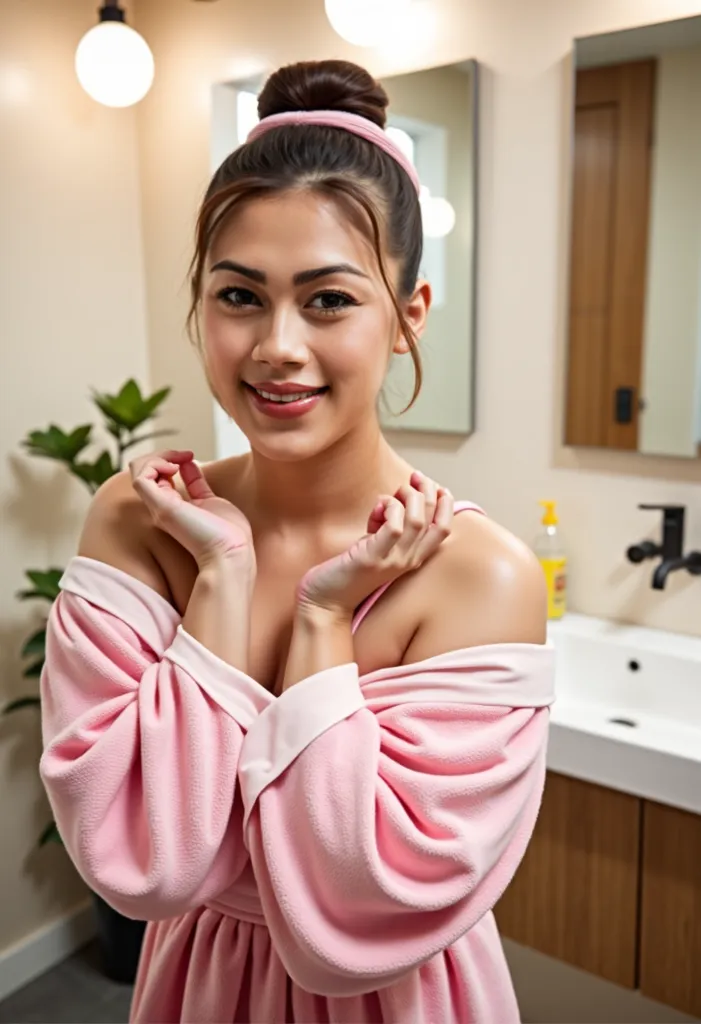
130 450 255 572
297 472 454 618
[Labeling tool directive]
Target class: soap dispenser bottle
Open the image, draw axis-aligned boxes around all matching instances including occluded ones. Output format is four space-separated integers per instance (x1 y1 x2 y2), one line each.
535 500 567 620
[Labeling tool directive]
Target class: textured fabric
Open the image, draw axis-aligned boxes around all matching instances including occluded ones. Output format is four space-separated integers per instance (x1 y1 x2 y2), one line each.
40 506 555 1023
246 110 423 195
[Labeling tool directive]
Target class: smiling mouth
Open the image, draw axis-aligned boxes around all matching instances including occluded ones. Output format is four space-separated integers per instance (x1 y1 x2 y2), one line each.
243 382 329 404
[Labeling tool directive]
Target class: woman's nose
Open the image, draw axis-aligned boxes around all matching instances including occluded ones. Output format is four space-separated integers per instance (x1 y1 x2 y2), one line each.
252 310 309 367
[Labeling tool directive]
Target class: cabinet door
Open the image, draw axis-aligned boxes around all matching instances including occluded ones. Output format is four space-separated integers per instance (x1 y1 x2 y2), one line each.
640 800 701 1017
495 771 641 988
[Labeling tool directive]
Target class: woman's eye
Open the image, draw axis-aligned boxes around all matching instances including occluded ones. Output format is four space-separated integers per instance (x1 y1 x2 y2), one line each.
216 287 260 309
308 291 358 315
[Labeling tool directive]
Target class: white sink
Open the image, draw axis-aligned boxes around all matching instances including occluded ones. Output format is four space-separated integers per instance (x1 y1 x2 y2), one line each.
546 613 701 814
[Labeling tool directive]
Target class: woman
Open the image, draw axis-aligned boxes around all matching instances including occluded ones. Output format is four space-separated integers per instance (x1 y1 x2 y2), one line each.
40 59 554 1023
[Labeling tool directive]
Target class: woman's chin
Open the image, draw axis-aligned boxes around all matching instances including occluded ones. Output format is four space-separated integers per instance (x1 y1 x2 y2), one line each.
248 431 333 464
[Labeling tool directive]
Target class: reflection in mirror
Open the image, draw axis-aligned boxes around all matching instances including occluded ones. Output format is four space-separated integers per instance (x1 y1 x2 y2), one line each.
566 17 701 458
210 61 478 458
379 62 478 435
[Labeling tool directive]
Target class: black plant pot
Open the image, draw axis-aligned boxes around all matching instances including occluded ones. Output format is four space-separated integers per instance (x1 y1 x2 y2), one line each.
93 893 147 984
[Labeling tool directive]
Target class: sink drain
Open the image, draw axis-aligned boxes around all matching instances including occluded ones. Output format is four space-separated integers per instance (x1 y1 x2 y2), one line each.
608 716 638 728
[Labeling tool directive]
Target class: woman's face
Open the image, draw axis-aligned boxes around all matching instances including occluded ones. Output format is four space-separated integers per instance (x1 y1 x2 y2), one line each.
200 189 428 463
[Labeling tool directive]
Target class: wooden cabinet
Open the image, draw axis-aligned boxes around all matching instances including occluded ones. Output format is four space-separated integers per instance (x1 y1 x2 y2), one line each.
495 771 641 987
639 801 701 1017
496 773 701 1018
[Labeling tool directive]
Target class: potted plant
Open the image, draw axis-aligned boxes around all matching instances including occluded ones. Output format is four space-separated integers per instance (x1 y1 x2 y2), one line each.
3 379 173 984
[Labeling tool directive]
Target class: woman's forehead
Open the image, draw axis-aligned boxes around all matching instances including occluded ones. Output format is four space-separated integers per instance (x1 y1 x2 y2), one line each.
208 190 381 275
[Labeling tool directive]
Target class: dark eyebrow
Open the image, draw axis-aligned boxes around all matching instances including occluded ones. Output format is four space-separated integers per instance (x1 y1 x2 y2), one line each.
209 260 369 286
210 260 266 283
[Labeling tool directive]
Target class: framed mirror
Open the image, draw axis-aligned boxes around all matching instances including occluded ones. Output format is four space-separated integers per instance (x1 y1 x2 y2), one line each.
378 61 478 435
210 60 478 459
565 16 701 458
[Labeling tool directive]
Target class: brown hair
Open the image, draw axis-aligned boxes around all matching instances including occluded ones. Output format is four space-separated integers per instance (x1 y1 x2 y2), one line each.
187 60 424 408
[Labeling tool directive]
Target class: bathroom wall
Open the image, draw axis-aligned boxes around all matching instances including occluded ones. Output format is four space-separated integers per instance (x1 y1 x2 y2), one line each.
0 0 149 981
135 0 701 641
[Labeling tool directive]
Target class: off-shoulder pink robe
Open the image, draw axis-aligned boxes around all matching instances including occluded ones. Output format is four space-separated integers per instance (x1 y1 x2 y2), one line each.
40 503 555 1023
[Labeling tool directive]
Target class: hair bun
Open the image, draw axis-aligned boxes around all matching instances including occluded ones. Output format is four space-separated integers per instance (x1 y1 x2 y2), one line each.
257 60 389 129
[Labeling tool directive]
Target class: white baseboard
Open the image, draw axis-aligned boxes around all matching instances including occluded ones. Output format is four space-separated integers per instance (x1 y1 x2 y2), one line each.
0 900 97 1003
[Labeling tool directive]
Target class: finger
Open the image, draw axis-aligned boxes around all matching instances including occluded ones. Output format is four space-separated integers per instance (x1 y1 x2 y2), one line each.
367 497 404 560
393 485 426 554
367 499 387 536
132 459 182 504
433 487 454 531
414 487 454 563
178 459 216 502
410 471 438 526
129 449 194 480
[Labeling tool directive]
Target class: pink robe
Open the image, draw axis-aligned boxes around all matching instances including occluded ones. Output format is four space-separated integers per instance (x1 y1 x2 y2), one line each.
40 505 555 1023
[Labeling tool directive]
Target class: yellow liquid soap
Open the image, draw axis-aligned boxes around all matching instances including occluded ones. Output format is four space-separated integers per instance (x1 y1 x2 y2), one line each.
534 500 567 620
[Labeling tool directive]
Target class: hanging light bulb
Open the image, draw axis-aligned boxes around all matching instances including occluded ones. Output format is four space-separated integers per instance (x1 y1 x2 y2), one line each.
420 187 456 238
324 0 413 47
75 2 154 108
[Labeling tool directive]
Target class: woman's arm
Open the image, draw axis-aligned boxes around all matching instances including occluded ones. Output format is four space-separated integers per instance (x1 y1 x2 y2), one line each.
282 604 354 691
238 493 552 996
40 464 259 921
80 469 254 667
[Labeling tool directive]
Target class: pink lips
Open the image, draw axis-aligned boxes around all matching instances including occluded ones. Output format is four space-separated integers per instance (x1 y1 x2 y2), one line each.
244 381 328 420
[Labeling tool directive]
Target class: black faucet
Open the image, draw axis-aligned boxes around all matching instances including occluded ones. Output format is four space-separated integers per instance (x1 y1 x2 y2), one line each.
627 505 701 590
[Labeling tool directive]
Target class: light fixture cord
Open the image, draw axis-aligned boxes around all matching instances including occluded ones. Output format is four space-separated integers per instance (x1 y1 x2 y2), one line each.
98 2 126 22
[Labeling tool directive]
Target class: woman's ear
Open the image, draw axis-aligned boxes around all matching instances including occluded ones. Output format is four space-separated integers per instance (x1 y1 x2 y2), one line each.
393 279 432 354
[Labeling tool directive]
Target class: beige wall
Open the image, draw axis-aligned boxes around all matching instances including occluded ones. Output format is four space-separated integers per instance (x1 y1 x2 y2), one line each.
135 0 701 641
0 0 149 963
640 44 701 458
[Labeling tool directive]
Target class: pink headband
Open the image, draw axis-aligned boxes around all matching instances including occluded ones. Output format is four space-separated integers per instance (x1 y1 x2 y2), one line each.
246 110 421 195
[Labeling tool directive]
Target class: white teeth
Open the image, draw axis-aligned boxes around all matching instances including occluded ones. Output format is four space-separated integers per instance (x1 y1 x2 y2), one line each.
254 388 321 403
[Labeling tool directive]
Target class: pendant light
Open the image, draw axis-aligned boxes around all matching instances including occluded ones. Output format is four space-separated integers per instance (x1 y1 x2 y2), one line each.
75 2 155 108
324 0 413 47
420 187 456 238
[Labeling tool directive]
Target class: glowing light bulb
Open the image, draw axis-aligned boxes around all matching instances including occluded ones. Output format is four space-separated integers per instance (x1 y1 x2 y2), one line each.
420 187 456 238
75 7 154 109
324 0 413 47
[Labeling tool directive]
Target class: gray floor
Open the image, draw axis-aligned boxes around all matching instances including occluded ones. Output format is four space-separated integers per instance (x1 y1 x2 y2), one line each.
0 941 133 1024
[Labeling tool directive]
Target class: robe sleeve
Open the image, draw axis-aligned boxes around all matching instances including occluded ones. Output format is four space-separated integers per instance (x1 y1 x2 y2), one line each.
39 557 263 922
238 646 555 997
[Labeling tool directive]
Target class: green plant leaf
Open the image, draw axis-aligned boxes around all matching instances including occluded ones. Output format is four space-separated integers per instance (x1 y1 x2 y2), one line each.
23 658 45 678
22 424 93 463
140 386 171 420
38 821 62 847
93 380 171 432
21 627 46 659
17 569 63 602
72 450 118 489
120 428 175 455
2 695 41 715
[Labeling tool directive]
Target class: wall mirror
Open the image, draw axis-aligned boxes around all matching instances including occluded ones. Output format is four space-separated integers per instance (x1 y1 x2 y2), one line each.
210 60 478 458
565 16 701 458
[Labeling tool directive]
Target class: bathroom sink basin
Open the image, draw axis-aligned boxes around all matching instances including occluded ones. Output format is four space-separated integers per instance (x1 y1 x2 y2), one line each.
546 614 701 814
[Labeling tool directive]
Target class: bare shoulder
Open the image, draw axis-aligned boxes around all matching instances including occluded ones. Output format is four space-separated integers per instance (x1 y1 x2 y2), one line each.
76 454 250 606
77 470 172 599
404 509 547 662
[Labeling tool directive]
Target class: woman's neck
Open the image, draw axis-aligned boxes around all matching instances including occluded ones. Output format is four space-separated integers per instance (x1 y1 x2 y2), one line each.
244 425 411 533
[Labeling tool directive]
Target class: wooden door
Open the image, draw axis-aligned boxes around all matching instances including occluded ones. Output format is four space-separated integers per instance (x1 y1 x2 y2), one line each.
565 60 656 450
495 771 641 988
639 800 701 1017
